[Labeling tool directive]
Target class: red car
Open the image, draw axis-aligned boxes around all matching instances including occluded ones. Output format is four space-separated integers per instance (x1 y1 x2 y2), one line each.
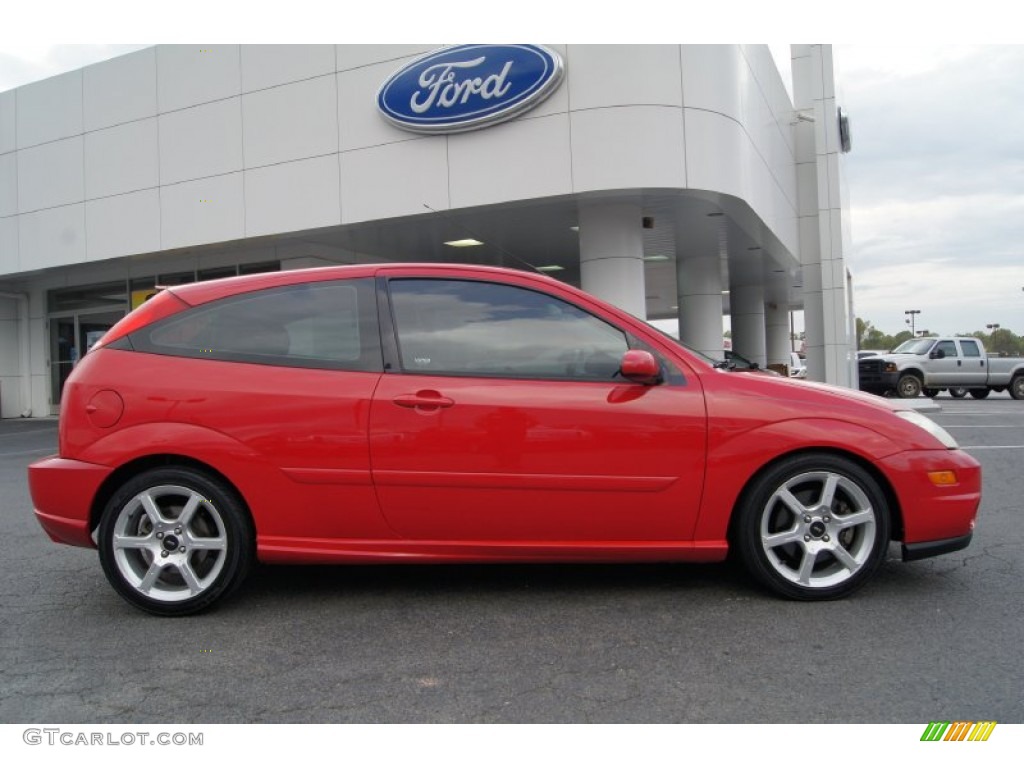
29 264 981 615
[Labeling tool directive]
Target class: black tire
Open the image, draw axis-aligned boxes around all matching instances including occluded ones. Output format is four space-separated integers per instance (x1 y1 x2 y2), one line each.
922 388 938 398
1010 376 1024 401
734 454 890 600
969 388 990 400
949 388 967 399
97 466 254 616
896 373 923 399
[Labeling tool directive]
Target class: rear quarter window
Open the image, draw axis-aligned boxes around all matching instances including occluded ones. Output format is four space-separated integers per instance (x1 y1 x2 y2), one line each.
132 279 381 372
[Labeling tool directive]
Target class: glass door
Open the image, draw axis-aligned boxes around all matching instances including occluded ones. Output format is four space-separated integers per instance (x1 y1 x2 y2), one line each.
49 308 126 409
50 317 77 407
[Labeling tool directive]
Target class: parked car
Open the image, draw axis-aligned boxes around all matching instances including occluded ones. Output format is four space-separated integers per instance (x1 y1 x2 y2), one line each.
789 352 807 378
857 350 887 359
858 336 1024 399
29 264 981 615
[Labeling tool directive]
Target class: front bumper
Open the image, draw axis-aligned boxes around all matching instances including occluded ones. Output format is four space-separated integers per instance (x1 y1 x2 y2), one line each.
858 369 899 393
29 455 111 548
903 532 973 561
877 448 981 557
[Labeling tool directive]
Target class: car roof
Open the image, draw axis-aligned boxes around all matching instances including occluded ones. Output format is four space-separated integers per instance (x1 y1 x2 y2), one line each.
163 262 562 307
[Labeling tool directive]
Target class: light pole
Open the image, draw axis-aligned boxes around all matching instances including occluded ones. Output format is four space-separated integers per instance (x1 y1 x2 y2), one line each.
986 323 1001 331
904 309 921 337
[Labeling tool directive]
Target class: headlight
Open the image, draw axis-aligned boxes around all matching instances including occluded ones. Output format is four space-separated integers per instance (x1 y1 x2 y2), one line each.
894 410 959 449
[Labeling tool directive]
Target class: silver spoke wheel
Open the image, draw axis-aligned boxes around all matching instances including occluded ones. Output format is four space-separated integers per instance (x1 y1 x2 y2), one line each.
759 471 876 589
111 484 228 603
736 455 890 600
99 466 253 615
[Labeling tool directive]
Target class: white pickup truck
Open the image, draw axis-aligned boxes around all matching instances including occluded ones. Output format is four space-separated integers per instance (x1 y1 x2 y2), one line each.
858 336 1024 400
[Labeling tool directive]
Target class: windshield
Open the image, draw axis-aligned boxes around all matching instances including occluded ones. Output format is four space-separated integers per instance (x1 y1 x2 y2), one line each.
892 338 935 355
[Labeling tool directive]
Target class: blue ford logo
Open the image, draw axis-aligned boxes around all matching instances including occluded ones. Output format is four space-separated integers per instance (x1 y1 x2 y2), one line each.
377 44 564 134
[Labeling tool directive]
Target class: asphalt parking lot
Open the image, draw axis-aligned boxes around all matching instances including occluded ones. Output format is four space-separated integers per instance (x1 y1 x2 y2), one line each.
1 397 1022 724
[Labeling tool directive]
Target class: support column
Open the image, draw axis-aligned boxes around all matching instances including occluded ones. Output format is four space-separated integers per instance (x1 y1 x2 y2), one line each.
792 43 853 385
676 252 723 357
578 203 646 319
765 302 792 369
731 284 767 368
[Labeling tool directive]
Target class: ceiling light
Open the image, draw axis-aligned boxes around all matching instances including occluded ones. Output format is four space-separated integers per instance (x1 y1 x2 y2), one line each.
444 238 484 247
643 254 670 262
570 226 579 232
536 265 564 272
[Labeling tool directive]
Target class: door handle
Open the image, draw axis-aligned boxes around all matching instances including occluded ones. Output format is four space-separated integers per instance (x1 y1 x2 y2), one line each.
957 360 962 367
393 391 455 410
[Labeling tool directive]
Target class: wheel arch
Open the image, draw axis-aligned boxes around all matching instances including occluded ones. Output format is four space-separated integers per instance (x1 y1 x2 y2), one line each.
88 454 253 537
725 446 905 546
1011 373 1024 400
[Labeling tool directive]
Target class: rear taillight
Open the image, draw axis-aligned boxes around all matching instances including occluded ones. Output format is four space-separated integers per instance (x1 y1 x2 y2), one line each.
94 290 190 349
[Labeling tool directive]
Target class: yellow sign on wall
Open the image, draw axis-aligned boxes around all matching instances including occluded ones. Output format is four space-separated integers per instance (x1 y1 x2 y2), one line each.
130 289 160 310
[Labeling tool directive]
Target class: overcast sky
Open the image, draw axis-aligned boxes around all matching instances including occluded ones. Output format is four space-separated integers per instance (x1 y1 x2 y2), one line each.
835 45 1024 337
2 36 1022 337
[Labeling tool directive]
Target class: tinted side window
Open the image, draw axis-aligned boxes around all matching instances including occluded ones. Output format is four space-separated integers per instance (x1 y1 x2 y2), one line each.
133 279 381 371
935 340 957 357
388 279 629 381
959 340 981 358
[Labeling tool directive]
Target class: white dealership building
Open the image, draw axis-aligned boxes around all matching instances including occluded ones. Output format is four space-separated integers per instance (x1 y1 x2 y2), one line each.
0 44 853 418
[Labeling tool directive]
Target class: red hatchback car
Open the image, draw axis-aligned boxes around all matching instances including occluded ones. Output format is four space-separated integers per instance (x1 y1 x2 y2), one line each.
29 264 981 615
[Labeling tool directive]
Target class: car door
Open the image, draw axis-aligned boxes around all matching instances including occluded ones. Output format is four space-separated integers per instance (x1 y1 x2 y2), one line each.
368 275 708 543
957 338 988 385
924 339 960 385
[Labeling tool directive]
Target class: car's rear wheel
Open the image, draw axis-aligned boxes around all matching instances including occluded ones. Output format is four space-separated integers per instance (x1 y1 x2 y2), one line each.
969 388 990 399
1011 375 1024 401
734 454 890 600
98 467 254 616
949 387 967 399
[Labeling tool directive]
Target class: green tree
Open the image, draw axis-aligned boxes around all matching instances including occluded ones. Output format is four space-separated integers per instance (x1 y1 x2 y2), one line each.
890 330 913 348
857 319 1022 356
989 328 1022 356
856 317 896 350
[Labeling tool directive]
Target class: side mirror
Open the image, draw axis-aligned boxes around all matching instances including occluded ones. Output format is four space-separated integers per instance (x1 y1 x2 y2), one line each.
929 348 945 359
620 350 662 385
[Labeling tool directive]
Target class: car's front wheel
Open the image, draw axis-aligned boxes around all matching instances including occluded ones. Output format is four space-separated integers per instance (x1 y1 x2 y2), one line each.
98 467 254 616
734 454 890 600
896 373 923 398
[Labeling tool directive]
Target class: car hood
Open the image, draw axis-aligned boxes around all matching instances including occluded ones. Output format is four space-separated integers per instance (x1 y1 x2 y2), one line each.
725 370 911 414
861 353 922 364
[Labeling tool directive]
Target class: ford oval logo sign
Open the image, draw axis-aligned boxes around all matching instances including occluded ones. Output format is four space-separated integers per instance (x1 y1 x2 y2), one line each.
377 44 564 134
